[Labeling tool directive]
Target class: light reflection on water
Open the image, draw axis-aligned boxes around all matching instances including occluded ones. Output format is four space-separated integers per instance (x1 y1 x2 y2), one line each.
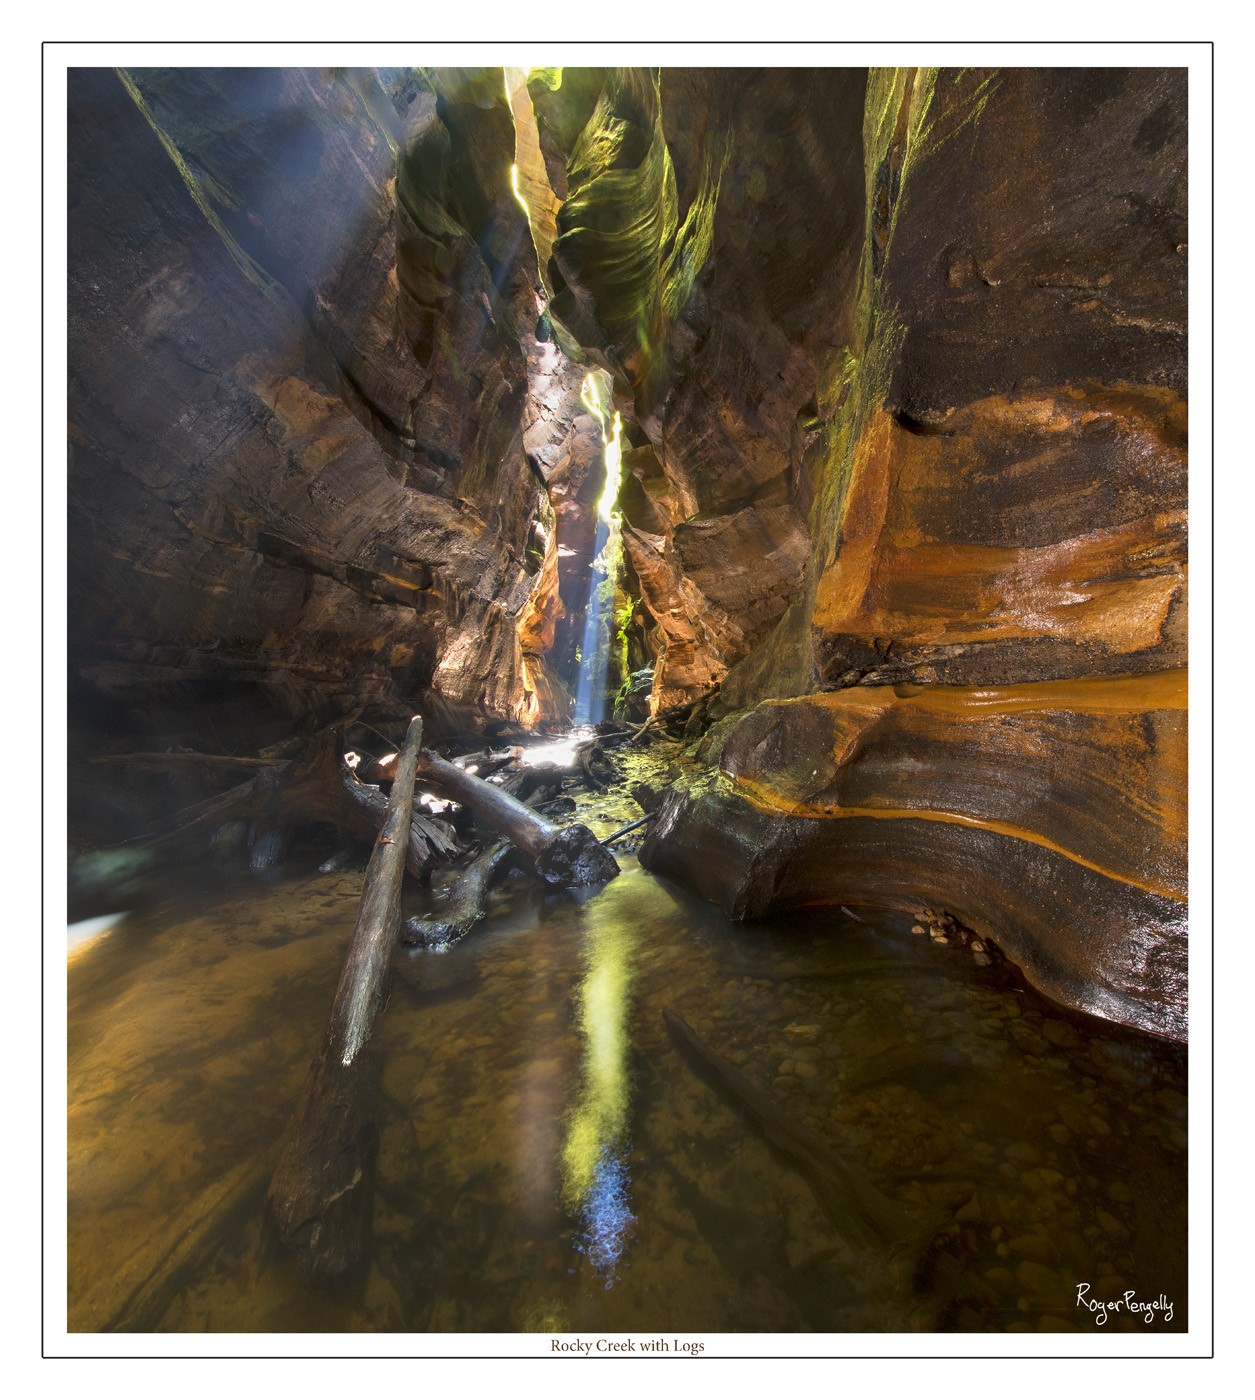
561 904 639 1285
576 1150 634 1284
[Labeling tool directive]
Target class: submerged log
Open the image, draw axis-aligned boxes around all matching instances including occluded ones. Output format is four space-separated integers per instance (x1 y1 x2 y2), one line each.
415 749 619 889
266 715 424 1282
401 781 567 948
105 1159 270 1331
662 1008 911 1250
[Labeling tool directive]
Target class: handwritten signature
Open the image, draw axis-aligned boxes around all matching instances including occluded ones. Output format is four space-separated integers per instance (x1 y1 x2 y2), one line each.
1076 1283 1174 1325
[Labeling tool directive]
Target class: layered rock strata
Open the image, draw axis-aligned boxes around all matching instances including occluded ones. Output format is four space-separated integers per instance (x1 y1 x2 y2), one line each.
531 67 869 707
642 671 1187 1039
631 67 1189 1038
68 67 595 743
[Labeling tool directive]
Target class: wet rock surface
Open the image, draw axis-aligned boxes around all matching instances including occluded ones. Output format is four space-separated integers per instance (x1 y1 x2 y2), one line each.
641 671 1187 1039
621 68 1189 1040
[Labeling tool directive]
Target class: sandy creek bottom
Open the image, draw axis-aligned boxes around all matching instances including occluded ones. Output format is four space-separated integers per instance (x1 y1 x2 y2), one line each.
68 793 1187 1337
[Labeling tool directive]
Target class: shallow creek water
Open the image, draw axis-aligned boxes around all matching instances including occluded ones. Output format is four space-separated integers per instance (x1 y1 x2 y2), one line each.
68 783 1187 1336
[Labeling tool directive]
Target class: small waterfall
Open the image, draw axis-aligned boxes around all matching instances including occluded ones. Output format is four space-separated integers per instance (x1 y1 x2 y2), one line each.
573 372 623 726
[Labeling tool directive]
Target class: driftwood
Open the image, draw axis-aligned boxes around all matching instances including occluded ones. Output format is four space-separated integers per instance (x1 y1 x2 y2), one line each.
361 745 519 787
127 721 620 890
248 764 287 869
499 762 564 799
662 1008 911 1249
400 781 568 948
627 716 662 746
451 747 522 779
89 751 283 770
402 840 513 948
266 716 424 1282
574 737 616 791
629 686 721 745
601 813 655 847
136 727 450 879
340 767 455 877
415 749 619 889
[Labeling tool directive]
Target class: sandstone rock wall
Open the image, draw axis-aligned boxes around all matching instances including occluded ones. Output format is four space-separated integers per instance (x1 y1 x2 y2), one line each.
68 67 587 744
632 67 1189 1039
532 68 869 707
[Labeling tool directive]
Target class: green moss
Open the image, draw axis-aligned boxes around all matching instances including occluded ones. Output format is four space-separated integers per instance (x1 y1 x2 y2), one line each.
723 71 925 709
614 593 635 680
528 67 563 92
542 69 728 406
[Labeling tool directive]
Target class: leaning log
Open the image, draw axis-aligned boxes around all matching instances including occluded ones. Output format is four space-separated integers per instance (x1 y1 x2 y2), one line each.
415 749 619 888
266 715 424 1282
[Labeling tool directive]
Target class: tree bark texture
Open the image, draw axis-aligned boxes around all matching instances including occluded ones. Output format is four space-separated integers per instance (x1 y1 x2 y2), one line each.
266 715 424 1281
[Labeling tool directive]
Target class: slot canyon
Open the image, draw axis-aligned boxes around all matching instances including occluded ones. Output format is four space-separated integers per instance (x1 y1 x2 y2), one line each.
66 64 1188 1338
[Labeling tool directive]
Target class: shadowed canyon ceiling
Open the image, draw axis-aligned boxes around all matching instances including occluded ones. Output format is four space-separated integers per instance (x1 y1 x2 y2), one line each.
67 65 1187 1037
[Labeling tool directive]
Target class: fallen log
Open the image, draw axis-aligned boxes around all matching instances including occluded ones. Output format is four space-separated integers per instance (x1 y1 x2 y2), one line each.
340 770 451 876
630 686 722 744
266 715 424 1282
500 761 567 801
415 749 619 889
134 773 265 845
89 751 283 770
138 726 449 879
627 716 661 747
248 764 286 870
451 747 523 778
401 783 562 947
401 840 513 948
574 737 615 792
104 1159 270 1332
